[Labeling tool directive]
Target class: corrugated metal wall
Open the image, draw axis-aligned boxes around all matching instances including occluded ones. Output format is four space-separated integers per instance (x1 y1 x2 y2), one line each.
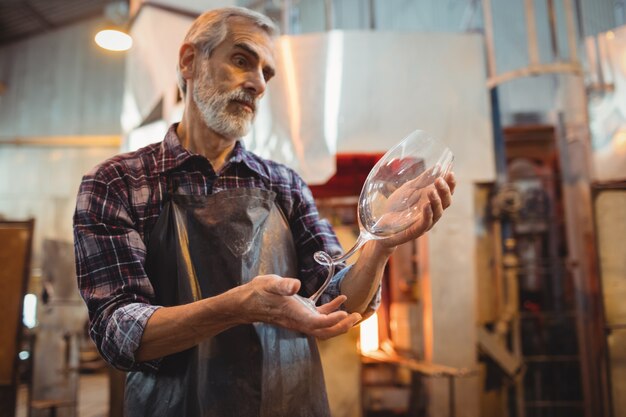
0 17 123 263
580 0 616 35
274 0 617 120
0 17 124 137
283 0 615 36
0 1 615 137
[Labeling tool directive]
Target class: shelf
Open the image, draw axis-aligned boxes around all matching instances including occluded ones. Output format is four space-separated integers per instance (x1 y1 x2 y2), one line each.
524 401 584 408
523 355 579 363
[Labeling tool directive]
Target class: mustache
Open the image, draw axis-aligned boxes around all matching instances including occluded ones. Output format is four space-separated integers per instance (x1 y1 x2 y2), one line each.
228 89 257 112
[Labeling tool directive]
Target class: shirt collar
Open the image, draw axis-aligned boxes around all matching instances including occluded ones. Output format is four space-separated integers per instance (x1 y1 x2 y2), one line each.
156 123 269 181
154 124 193 173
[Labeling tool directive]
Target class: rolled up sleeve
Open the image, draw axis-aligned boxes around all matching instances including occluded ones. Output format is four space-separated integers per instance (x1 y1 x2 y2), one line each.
103 303 161 371
73 173 161 372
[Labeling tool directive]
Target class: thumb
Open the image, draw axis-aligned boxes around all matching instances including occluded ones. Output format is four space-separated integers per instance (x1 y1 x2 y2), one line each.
266 277 301 296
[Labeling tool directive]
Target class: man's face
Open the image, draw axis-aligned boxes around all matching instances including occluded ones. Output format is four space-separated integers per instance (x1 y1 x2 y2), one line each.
192 17 276 139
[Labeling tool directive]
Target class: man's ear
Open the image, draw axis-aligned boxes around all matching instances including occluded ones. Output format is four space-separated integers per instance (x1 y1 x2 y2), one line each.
178 43 196 81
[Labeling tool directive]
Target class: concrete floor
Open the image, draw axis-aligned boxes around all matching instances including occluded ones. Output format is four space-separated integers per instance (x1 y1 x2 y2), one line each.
16 373 109 417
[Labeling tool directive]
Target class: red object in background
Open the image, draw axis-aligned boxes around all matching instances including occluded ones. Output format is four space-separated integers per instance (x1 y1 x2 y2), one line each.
309 154 384 199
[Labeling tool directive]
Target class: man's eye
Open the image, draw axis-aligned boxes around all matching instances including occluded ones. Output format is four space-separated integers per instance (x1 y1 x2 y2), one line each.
234 56 248 68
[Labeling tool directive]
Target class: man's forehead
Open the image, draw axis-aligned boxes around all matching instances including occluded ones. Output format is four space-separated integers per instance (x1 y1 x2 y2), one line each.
225 16 276 57
226 16 274 47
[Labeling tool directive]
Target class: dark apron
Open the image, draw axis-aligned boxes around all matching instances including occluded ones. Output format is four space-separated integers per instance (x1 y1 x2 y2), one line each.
125 187 330 417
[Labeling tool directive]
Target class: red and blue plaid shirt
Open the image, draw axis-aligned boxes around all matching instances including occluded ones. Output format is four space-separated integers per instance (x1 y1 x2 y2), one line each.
74 124 379 372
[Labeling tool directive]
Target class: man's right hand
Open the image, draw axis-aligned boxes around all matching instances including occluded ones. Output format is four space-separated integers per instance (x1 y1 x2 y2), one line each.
136 274 360 363
237 275 361 340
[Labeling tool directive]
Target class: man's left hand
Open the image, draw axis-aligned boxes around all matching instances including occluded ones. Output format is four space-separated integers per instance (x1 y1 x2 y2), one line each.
376 171 456 249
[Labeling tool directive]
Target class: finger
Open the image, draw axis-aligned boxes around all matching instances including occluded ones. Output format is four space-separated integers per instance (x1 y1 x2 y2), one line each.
306 310 350 331
314 313 362 340
445 171 457 195
428 187 444 224
405 203 432 239
420 203 434 233
435 177 452 209
317 295 347 315
266 277 301 296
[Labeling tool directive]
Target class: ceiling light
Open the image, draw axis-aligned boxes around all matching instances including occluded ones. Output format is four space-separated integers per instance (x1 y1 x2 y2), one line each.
95 29 132 51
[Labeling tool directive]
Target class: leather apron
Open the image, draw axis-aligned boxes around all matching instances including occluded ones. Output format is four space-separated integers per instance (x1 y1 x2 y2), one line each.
125 187 330 417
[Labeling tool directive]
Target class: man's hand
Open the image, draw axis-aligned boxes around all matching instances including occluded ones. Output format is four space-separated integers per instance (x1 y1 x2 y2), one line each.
377 171 456 249
239 275 361 340
136 273 359 362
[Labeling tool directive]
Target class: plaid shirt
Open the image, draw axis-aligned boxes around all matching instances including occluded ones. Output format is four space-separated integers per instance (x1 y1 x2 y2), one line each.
74 124 379 372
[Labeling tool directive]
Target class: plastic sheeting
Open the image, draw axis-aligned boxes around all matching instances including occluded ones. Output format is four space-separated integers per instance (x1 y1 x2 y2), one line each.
122 7 192 133
246 31 494 184
123 11 493 185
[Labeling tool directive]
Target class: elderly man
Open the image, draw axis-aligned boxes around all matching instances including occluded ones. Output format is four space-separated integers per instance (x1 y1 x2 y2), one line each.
74 6 455 417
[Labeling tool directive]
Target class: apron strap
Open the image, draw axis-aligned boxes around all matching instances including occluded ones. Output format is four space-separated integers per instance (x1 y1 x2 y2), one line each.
157 173 181 204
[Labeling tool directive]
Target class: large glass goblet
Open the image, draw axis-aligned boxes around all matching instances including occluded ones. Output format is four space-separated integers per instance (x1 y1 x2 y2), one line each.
295 130 454 313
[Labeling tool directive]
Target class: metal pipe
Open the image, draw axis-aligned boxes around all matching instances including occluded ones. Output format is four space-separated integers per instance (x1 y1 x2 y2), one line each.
615 1 626 26
596 33 617 92
491 219 505 317
547 0 560 59
490 88 507 182
282 0 292 35
574 0 585 41
481 0 497 78
323 0 334 31
368 0 376 30
0 135 122 147
524 0 540 66
554 110 608 417
486 61 582 88
590 37 606 90
563 0 578 62
448 375 455 417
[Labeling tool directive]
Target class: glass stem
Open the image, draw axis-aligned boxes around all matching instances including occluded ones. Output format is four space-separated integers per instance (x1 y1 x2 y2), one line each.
309 256 335 304
309 233 370 304
331 233 370 265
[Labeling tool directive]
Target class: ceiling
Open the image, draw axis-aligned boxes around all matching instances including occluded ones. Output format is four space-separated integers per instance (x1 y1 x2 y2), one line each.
0 0 123 46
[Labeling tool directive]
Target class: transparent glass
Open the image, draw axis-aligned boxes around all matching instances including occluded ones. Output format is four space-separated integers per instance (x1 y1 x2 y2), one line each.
295 130 454 312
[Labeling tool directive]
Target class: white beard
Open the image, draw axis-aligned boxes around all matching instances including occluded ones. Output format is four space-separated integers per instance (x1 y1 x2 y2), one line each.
192 72 256 139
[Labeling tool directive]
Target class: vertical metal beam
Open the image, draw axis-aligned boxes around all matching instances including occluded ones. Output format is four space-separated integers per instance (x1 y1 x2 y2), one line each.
546 0 560 58
448 376 456 417
524 0 540 66
324 0 334 31
481 0 497 78
573 0 585 40
614 1 626 26
368 0 376 30
490 88 507 182
555 111 594 417
512 317 525 417
553 76 611 416
564 0 579 62
282 0 292 35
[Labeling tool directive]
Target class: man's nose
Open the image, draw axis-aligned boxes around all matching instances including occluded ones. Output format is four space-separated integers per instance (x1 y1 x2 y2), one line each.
242 69 266 98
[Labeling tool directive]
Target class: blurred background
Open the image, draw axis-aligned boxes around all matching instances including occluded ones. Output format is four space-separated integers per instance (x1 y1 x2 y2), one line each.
0 0 625 416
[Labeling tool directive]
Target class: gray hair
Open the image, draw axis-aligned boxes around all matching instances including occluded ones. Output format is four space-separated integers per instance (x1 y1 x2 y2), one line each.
176 7 278 97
